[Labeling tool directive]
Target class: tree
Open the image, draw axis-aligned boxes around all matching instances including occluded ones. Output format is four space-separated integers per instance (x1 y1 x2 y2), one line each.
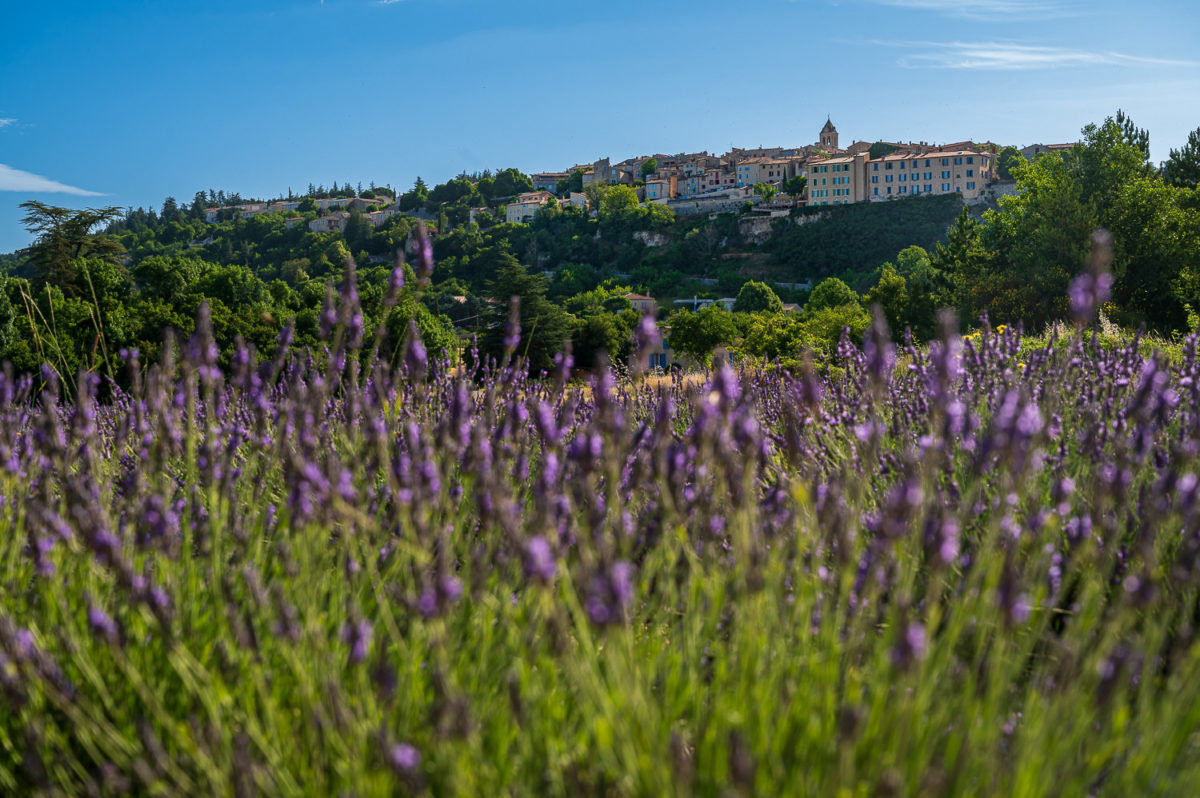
190 191 209 220
732 280 783 314
869 142 898 160
665 305 739 367
864 265 911 337
572 312 634 370
493 168 534 198
640 158 658 179
800 303 872 352
805 277 860 313
342 208 372 254
984 154 1093 327
782 175 807 197
133 255 207 301
556 170 585 196
1115 108 1150 163
738 311 815 370
1074 115 1155 209
19 201 127 297
564 284 634 317
583 183 609 215
481 253 572 373
399 177 429 211
997 146 1023 181
1164 126 1200 190
428 177 477 207
643 202 675 228
1108 176 1200 329
382 294 459 370
600 185 639 218
753 183 779 203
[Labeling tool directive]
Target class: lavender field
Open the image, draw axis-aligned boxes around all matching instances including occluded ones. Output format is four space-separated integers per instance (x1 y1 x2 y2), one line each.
3 268 1200 796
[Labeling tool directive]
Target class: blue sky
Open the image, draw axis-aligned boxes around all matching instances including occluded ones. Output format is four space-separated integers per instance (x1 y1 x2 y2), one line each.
2 0 1198 253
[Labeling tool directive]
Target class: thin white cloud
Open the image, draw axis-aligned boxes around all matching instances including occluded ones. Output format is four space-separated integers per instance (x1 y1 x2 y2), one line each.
0 118 15 129
873 41 1200 70
870 0 1078 20
0 164 105 196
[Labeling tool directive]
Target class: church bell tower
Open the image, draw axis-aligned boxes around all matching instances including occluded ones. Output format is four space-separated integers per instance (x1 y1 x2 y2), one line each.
819 117 838 150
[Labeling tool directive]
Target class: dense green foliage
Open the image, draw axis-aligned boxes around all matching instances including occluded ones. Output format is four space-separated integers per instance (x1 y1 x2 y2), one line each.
1164 126 1200 190
996 146 1022 181
731 280 783 314
763 194 965 289
934 113 1200 333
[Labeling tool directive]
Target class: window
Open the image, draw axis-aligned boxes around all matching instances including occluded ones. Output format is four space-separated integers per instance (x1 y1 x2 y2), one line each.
899 174 906 181
899 161 905 169
872 175 878 183
953 157 963 165
924 172 932 180
885 162 893 170
925 159 931 167
873 187 879 195
967 169 974 177
925 184 932 192
886 175 893 182
912 161 920 169
942 171 950 179
967 156 974 164
887 187 892 195
942 183 950 191
912 185 920 194
967 181 975 189
873 163 879 171
941 158 949 165
900 186 907 194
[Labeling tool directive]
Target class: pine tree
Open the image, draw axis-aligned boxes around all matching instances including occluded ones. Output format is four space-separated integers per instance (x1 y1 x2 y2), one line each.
1115 108 1150 162
1164 127 1200 190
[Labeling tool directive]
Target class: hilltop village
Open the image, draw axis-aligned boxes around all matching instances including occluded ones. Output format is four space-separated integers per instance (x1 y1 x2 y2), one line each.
197 120 1068 234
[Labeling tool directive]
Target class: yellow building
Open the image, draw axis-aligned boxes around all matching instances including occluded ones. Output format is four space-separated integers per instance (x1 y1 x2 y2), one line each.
806 153 868 206
867 150 994 202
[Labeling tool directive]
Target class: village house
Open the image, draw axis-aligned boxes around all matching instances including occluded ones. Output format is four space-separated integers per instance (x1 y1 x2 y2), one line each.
735 157 790 187
644 176 676 201
807 154 868 206
309 212 350 234
504 191 558 223
624 293 657 315
531 172 569 192
561 192 588 211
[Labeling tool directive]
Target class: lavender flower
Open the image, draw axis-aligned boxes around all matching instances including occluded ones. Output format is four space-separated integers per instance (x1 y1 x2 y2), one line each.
341 620 372 664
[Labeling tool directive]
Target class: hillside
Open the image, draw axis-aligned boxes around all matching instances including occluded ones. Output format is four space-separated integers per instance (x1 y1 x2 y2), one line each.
762 194 964 289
